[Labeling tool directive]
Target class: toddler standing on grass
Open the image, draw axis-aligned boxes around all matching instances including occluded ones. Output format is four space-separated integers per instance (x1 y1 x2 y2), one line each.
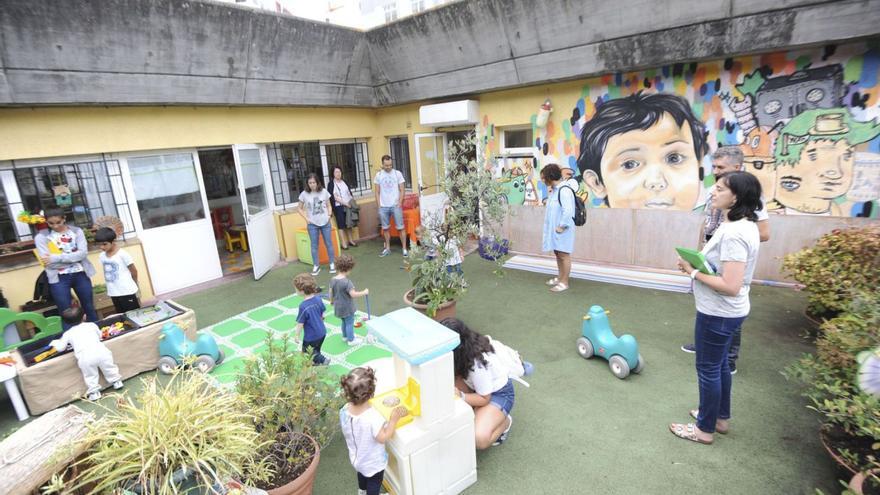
294 273 328 365
329 254 369 346
340 367 407 495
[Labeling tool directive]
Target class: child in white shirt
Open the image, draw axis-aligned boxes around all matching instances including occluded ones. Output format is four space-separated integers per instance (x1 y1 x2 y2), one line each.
339 367 407 495
51 306 123 401
95 228 141 314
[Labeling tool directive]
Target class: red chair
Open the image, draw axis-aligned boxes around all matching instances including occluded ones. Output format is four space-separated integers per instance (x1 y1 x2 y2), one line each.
210 206 234 240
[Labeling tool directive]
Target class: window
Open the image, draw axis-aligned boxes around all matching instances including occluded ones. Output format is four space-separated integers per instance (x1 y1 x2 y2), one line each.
0 158 132 243
323 141 371 194
384 2 398 22
266 142 323 207
501 126 534 151
411 0 425 13
127 153 205 229
388 136 413 189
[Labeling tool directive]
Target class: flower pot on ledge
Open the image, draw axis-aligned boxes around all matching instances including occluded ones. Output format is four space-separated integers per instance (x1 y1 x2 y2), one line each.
403 288 457 322
265 434 321 495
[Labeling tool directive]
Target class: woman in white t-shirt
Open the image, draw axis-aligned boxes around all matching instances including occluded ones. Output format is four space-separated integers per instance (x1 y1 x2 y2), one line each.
328 166 357 249
670 172 762 445
441 318 515 450
298 173 335 276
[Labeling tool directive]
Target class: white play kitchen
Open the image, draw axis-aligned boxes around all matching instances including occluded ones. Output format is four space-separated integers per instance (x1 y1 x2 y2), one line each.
366 307 477 495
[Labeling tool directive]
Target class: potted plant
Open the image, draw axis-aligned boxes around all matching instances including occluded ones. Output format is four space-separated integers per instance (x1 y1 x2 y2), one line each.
785 291 880 479
849 458 880 495
67 370 270 494
782 226 880 325
235 336 344 495
404 136 509 319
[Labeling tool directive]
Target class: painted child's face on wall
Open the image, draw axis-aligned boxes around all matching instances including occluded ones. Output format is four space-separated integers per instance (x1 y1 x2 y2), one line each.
776 139 854 214
596 114 701 210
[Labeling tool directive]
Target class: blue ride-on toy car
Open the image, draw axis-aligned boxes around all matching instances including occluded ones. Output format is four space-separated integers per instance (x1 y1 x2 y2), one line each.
157 321 224 374
576 305 644 379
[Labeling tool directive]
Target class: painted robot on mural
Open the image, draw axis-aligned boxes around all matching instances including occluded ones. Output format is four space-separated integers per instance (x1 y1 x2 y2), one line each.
481 41 880 218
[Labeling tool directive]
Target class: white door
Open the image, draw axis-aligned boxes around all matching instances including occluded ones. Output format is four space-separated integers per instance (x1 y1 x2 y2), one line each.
121 151 223 295
232 145 280 280
414 133 448 227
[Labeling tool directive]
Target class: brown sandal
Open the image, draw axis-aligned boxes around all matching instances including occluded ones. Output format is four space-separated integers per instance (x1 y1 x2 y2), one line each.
689 409 729 434
669 423 713 444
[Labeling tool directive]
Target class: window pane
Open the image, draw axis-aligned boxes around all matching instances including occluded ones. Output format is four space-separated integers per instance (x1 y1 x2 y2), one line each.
0 185 17 245
128 154 205 229
325 143 360 191
279 142 322 201
503 128 533 149
389 137 412 188
238 149 268 215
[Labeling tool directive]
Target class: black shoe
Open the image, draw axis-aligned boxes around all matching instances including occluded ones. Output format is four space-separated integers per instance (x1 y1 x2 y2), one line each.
681 343 696 354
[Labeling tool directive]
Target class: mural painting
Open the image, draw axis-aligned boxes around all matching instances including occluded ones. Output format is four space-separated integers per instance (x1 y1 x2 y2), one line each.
480 40 880 217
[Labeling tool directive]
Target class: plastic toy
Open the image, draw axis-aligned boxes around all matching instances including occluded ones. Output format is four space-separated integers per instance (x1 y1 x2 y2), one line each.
33 345 57 363
157 322 224 374
576 305 644 379
100 321 125 340
354 294 372 328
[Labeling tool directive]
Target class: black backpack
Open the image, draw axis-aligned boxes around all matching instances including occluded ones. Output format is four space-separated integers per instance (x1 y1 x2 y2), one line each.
559 185 587 226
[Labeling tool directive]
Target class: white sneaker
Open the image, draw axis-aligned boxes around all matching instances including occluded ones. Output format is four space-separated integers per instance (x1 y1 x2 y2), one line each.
402 249 409 257
112 380 124 390
358 490 367 495
87 391 102 401
329 263 337 274
347 337 364 346
311 265 321 276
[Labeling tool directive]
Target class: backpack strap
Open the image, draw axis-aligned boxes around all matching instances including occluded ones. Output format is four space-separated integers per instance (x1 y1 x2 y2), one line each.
558 185 577 207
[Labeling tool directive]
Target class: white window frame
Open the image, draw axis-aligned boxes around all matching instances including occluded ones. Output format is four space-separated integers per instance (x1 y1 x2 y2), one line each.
499 125 536 155
0 154 135 241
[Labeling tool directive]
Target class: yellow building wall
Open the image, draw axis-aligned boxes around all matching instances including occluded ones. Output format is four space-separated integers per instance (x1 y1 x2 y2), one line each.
0 241 155 311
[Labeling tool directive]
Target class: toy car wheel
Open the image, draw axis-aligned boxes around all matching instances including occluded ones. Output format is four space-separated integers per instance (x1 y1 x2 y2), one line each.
576 337 594 359
633 354 645 374
609 355 630 379
194 355 216 373
157 356 178 375
215 350 225 366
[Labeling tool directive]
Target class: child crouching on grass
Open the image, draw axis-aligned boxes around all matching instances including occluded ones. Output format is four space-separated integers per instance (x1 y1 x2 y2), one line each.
294 273 328 365
340 367 407 495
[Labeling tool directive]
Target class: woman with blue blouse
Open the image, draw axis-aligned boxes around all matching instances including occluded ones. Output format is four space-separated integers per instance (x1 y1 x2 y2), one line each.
541 164 576 293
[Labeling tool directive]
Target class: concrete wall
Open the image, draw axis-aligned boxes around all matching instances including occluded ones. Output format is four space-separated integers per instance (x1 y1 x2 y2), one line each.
2 0 879 107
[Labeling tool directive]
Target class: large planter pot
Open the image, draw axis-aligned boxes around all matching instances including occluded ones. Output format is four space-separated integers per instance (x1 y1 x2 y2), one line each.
819 424 859 477
403 289 457 321
850 469 880 495
266 435 321 495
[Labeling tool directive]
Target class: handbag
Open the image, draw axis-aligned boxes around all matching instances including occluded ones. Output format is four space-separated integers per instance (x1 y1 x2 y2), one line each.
346 198 360 228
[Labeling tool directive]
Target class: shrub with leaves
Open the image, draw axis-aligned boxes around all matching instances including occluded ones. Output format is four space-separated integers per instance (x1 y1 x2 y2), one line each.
235 336 344 488
786 291 880 471
71 371 270 494
782 226 880 318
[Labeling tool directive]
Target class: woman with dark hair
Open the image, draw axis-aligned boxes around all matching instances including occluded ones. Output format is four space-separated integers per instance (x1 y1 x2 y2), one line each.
298 173 335 276
440 317 515 449
328 166 357 249
670 171 762 445
541 163 576 293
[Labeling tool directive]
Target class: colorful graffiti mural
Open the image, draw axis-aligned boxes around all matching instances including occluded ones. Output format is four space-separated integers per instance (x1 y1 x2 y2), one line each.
480 41 880 217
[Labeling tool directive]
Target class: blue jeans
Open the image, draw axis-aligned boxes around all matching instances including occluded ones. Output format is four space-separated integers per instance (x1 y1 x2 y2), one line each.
307 223 334 266
49 271 99 329
341 315 355 341
694 311 747 433
302 336 327 365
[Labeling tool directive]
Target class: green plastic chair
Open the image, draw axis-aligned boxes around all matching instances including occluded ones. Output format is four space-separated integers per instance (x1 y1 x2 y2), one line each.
0 308 63 352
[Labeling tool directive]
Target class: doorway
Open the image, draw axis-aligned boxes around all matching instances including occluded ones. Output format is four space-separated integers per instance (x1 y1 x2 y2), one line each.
199 148 251 277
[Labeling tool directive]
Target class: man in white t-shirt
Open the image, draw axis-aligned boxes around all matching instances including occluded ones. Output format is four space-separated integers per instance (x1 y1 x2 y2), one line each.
681 146 771 372
373 155 408 257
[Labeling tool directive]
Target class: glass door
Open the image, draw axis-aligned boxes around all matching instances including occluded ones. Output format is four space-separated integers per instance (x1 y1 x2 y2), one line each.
232 145 279 280
414 133 448 228
122 151 222 294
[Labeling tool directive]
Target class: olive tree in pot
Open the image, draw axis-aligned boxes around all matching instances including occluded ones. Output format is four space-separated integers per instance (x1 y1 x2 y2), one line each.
236 336 345 495
65 370 271 494
404 136 509 319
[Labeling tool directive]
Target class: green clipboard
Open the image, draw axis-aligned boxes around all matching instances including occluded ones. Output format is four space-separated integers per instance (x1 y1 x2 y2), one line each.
676 247 716 275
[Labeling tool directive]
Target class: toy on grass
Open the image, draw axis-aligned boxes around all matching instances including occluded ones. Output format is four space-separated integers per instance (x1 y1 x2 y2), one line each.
157 321 224 374
354 294 372 328
576 305 644 379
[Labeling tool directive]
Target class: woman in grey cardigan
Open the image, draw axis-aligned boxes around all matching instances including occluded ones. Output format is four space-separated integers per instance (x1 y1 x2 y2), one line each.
35 208 98 327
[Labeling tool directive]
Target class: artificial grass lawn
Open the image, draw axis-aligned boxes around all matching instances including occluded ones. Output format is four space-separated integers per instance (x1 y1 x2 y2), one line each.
0 240 839 494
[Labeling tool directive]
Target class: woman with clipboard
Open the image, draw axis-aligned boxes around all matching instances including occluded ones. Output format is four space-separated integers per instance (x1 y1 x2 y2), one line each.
670 172 762 445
